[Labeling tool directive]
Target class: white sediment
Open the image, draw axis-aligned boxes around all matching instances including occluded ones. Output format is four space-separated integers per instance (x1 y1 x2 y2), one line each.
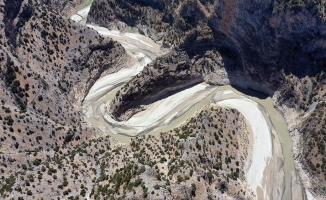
70 6 91 23
212 90 273 199
86 25 161 59
82 17 277 199
306 190 316 200
125 33 154 47
86 25 122 38
102 83 213 135
84 52 150 104
222 90 234 95
82 16 216 136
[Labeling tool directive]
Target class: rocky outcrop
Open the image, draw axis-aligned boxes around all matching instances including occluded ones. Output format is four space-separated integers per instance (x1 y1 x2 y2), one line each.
87 0 172 41
88 0 326 93
110 48 227 120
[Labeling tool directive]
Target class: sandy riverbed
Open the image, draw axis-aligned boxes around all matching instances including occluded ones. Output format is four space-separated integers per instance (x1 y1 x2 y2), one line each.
211 88 286 200
102 83 216 136
213 92 273 196
70 6 90 25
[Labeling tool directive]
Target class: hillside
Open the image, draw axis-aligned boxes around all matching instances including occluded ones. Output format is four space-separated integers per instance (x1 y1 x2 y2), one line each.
0 1 254 199
2 105 253 199
0 0 129 197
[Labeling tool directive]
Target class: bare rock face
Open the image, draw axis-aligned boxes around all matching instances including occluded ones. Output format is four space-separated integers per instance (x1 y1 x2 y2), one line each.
88 0 326 93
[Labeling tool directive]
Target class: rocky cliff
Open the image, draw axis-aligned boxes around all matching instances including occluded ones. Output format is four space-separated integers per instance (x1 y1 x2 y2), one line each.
105 0 326 119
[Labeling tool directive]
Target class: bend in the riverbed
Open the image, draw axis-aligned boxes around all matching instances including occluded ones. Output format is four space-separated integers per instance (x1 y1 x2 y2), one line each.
102 83 215 136
212 90 273 199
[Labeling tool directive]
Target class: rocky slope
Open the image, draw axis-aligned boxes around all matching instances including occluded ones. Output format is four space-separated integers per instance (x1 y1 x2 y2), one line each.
2 105 253 199
0 0 129 151
92 106 253 200
102 0 326 108
88 0 326 197
0 0 129 197
39 0 88 16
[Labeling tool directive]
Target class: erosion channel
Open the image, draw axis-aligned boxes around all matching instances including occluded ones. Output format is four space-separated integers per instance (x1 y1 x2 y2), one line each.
75 4 300 200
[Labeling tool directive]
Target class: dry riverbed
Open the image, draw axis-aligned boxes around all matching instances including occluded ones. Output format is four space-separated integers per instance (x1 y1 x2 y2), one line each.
72 3 302 200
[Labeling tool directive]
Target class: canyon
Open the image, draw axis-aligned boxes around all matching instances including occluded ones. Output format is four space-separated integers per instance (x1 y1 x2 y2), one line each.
0 0 326 199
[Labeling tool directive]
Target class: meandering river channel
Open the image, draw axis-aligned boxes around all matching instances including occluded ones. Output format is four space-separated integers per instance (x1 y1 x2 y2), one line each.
73 4 297 200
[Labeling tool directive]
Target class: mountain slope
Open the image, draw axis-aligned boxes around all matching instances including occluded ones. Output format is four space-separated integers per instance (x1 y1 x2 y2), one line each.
0 1 129 197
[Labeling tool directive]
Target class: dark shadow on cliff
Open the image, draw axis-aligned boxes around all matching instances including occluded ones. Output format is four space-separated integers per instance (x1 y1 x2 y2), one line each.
183 2 326 98
4 0 33 48
231 85 269 99
140 79 204 105
180 30 276 98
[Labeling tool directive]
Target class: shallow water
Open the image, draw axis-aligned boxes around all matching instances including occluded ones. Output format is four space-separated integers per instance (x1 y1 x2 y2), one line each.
218 85 294 200
251 97 294 200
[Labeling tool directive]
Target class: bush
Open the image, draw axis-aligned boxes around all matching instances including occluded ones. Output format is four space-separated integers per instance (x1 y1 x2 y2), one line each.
80 188 86 197
38 95 43 101
160 157 167 163
0 175 15 195
153 184 161 190
177 175 184 183
27 190 32 195
33 159 41 166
